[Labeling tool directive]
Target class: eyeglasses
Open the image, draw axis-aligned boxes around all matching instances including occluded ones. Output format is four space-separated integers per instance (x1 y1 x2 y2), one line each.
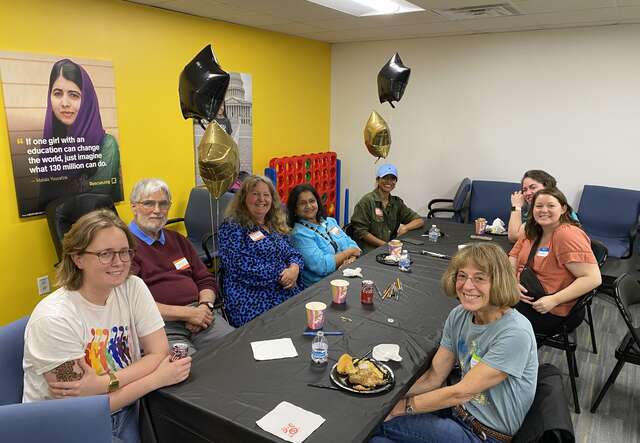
84 248 134 265
455 272 490 286
137 200 170 210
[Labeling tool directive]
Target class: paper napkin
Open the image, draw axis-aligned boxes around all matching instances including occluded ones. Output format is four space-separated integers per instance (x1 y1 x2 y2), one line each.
256 401 325 443
250 338 298 361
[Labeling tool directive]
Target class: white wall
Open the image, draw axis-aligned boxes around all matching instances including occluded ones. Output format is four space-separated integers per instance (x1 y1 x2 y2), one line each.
331 24 640 219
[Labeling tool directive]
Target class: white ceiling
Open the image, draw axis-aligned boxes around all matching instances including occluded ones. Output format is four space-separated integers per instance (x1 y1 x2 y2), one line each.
128 0 640 43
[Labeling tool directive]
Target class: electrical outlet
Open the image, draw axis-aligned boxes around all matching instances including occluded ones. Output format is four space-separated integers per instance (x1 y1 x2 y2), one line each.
37 275 50 295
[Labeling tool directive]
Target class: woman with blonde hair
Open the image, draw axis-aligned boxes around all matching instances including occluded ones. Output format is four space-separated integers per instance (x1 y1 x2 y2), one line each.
218 175 304 327
372 243 538 443
22 209 191 443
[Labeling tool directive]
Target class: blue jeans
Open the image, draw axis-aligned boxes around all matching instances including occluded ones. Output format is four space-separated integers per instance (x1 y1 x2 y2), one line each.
111 402 140 443
370 408 502 443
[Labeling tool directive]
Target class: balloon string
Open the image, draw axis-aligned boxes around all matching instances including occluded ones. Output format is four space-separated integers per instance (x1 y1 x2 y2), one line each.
389 102 396 109
209 194 218 278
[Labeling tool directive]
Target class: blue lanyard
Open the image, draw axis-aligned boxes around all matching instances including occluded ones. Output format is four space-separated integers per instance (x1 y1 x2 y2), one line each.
301 220 339 253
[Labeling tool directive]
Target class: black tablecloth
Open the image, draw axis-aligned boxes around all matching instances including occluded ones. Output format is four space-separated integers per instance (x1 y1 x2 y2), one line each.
144 221 508 443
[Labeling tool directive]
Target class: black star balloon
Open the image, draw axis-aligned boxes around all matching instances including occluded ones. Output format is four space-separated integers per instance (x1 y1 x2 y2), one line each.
377 53 411 108
179 45 230 127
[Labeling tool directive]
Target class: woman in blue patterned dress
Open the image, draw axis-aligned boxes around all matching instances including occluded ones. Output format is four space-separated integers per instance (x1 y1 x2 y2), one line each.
218 175 304 327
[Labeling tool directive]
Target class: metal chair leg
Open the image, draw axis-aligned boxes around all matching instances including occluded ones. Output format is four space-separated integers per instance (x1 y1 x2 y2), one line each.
590 359 626 413
565 348 580 414
586 302 597 354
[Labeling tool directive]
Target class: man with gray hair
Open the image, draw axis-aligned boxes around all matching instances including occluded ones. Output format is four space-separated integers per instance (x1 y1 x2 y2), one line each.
129 178 233 355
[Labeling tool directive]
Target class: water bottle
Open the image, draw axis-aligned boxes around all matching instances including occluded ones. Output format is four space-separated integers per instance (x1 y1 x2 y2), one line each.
428 225 440 243
311 331 328 364
399 250 411 272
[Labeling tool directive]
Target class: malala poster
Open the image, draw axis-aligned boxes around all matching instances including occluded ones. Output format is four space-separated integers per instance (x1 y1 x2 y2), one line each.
0 51 123 217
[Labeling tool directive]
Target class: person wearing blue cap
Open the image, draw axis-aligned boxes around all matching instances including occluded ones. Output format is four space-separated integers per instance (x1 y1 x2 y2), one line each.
350 164 424 254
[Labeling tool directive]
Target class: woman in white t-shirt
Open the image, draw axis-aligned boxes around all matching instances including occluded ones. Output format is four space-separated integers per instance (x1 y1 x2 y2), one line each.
23 209 191 443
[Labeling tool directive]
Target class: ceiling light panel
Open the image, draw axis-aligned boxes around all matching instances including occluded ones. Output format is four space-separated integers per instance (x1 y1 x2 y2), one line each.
307 0 424 16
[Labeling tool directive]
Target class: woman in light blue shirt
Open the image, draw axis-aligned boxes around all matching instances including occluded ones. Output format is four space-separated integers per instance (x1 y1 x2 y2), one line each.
287 184 361 287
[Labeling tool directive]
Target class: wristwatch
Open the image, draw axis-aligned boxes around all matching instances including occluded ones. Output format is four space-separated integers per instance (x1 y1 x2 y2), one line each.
511 206 521 212
198 301 215 312
107 372 119 393
404 397 415 415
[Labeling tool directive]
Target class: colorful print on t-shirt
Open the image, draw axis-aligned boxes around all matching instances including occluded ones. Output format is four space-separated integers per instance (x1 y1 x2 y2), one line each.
457 338 488 406
84 326 132 374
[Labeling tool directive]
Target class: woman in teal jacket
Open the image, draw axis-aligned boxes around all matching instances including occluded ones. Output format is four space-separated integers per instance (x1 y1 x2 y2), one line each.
288 184 361 287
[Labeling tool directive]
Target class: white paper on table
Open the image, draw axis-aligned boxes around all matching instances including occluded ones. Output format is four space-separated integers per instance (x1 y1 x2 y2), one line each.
256 401 326 443
251 338 298 361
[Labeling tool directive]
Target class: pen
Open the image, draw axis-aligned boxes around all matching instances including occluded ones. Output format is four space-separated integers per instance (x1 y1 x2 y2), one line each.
303 331 344 336
421 250 452 260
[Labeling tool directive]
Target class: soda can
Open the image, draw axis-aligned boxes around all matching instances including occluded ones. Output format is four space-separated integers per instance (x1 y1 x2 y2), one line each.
361 280 375 305
170 343 189 362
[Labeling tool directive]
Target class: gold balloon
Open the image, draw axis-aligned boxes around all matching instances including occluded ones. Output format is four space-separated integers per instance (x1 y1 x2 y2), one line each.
363 111 391 161
198 121 240 199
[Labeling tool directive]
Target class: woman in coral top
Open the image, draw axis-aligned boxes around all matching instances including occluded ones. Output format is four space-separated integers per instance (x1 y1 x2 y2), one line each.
509 188 601 336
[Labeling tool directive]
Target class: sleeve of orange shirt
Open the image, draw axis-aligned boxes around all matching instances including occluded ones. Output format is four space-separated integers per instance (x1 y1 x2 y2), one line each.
553 225 596 266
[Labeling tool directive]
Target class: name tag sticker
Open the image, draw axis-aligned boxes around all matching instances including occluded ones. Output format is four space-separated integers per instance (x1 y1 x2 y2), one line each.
470 353 482 369
173 257 190 270
537 247 550 257
249 231 265 242
374 208 384 217
330 226 341 235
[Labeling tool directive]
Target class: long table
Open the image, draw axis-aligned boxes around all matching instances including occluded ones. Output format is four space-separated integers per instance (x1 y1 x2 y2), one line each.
144 220 511 443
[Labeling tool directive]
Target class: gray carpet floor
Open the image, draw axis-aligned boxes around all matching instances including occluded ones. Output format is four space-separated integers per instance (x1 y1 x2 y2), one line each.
538 294 640 442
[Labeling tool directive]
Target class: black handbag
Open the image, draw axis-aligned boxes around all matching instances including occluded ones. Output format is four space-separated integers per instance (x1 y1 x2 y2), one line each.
519 239 547 300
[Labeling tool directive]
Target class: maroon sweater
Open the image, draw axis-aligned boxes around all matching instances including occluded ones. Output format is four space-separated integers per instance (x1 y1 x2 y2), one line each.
131 229 216 306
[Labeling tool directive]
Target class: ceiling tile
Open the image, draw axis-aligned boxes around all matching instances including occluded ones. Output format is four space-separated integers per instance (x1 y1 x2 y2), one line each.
616 6 640 21
462 13 545 31
410 0 509 9
533 7 619 26
157 0 222 17
216 0 292 12
264 3 355 21
511 0 616 14
259 21 328 34
306 10 445 32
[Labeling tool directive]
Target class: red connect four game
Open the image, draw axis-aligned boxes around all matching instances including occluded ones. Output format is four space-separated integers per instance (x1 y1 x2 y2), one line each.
266 152 338 217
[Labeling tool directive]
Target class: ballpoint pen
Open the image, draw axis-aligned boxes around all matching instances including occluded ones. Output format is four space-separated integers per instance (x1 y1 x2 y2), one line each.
421 250 452 260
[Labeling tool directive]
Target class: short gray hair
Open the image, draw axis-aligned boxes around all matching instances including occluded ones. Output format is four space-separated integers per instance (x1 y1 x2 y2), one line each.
130 178 172 203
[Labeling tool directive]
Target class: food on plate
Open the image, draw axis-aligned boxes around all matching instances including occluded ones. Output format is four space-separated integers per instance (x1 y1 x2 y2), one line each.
336 353 388 391
337 353 357 375
383 254 399 263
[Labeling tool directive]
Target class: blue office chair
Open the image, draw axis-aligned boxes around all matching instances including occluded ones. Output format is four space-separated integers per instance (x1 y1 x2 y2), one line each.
468 180 521 225
427 177 471 223
0 317 111 443
577 185 640 258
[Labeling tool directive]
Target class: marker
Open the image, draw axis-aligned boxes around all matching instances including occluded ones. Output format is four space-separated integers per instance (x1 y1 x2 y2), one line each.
303 331 344 336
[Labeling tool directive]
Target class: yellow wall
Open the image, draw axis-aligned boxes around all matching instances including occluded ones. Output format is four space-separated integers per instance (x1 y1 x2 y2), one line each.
0 0 331 325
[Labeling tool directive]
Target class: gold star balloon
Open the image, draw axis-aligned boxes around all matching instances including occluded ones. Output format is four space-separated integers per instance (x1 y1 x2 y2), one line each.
364 111 391 161
198 121 240 199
